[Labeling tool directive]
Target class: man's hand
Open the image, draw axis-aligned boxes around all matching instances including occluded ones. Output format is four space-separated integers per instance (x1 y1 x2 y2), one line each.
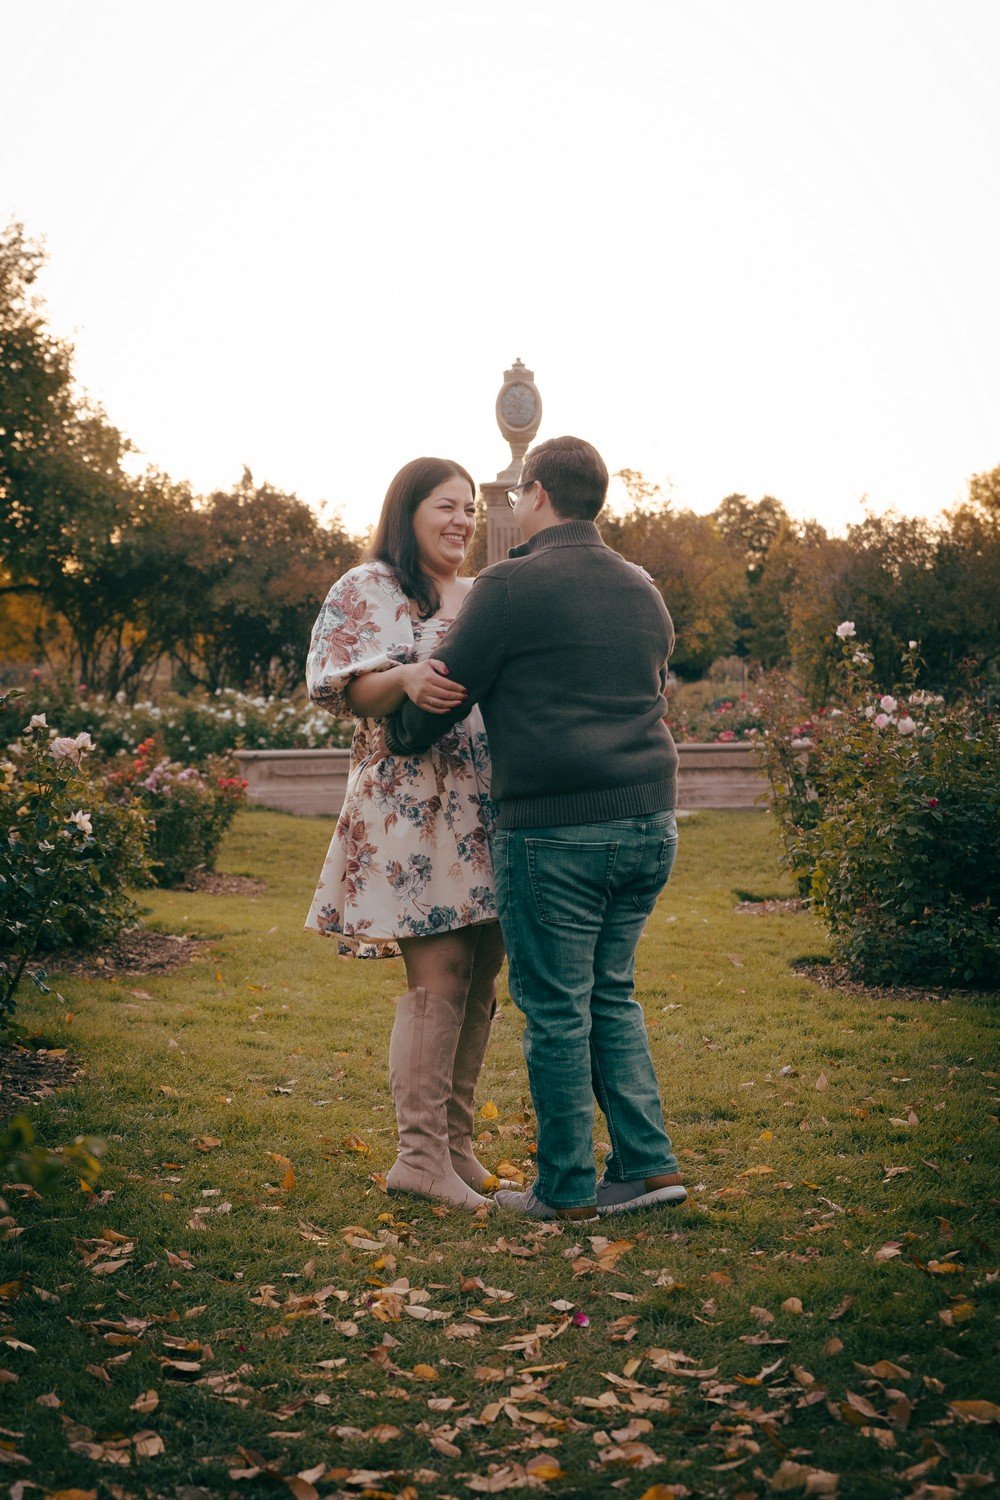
401 659 467 714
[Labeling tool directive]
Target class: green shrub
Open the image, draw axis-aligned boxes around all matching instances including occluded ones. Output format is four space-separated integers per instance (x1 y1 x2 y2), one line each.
0 699 149 1023
104 738 248 887
761 630 1000 987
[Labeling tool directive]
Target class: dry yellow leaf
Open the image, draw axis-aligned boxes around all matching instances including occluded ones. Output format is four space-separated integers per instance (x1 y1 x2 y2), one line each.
411 1363 439 1380
480 1101 499 1120
526 1455 565 1481
949 1399 1000 1424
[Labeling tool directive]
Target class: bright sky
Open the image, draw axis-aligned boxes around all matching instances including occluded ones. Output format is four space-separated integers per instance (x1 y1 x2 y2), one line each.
3 0 999 535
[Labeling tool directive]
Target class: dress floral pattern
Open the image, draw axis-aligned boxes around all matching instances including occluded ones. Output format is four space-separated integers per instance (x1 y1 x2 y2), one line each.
304 562 496 958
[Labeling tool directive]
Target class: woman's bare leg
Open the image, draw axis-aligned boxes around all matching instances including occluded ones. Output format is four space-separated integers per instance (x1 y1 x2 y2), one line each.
399 928 480 1004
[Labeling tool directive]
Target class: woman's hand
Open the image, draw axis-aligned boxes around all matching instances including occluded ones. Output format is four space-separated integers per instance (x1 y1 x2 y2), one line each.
401 659 468 713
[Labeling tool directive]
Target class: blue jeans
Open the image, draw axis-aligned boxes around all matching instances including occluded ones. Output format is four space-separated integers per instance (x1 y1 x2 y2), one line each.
492 811 679 1209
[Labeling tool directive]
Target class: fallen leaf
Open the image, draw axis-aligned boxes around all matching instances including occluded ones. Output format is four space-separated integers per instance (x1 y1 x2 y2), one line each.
949 1400 1000 1424
525 1454 564 1481
814 1074 829 1091
480 1101 499 1120
828 1295 855 1321
130 1389 159 1413
856 1359 911 1380
782 1297 804 1314
191 1136 221 1152
768 1459 839 1493
133 1429 165 1457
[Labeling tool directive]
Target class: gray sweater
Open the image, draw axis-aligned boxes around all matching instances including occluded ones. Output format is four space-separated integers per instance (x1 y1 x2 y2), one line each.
385 520 679 828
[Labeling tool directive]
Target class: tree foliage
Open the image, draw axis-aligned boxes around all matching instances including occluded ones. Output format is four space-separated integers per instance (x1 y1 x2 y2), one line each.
1 224 358 695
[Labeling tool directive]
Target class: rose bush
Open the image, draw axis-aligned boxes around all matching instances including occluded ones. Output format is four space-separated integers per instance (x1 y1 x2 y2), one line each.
104 738 248 887
761 634 1000 987
0 699 149 1023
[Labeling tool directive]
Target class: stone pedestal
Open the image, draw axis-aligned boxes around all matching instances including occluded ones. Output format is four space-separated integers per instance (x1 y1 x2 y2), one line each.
484 479 521 566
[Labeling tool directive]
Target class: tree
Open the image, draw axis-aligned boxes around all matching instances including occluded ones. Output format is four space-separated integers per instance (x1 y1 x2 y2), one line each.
602 487 742 677
1 220 141 688
713 493 790 580
174 470 360 693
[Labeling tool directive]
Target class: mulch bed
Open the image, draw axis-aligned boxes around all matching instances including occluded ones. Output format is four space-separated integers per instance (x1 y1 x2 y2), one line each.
40 930 209 979
736 897 807 915
792 959 958 1004
179 871 267 897
0 1042 81 1111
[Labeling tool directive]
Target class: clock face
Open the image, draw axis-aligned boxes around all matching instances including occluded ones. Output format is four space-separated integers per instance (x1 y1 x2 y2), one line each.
499 382 537 429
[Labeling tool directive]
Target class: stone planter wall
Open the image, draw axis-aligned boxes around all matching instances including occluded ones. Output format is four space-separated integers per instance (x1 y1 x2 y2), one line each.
235 742 768 818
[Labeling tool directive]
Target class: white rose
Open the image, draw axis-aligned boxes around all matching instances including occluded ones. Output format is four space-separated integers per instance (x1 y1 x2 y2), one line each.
897 716 916 735
68 810 93 835
28 712 48 729
836 621 856 638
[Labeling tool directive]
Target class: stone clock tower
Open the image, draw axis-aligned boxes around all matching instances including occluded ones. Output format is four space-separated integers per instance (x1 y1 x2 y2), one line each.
484 359 542 565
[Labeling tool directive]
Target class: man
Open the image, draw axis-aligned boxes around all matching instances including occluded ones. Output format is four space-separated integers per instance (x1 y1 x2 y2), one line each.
385 436 685 1221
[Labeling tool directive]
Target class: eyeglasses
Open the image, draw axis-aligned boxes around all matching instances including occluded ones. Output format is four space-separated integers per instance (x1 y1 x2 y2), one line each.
506 480 534 509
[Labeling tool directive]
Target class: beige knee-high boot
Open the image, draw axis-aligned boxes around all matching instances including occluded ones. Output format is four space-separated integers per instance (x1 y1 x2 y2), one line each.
447 983 510 1191
385 988 490 1212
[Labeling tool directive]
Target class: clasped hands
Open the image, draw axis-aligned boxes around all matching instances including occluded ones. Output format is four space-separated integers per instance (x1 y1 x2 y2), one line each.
400 659 467 714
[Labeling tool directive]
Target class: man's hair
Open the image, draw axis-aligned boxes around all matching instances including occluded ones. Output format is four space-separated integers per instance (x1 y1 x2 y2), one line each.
521 435 609 521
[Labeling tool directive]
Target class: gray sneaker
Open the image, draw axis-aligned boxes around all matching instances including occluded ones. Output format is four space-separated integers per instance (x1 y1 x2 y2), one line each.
595 1175 688 1216
493 1186 598 1222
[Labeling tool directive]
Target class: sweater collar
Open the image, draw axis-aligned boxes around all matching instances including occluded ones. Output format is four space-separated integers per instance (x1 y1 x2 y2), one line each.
507 519 606 558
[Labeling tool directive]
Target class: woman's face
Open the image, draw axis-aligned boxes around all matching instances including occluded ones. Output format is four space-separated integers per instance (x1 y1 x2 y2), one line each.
412 476 476 576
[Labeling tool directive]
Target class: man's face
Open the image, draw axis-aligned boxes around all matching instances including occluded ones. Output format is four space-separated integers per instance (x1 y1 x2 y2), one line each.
509 478 538 539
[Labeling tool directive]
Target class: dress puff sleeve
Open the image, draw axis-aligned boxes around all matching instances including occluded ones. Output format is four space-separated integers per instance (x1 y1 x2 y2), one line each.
306 562 415 719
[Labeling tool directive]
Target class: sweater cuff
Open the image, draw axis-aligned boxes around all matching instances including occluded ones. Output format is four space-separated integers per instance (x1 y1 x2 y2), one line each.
383 715 411 757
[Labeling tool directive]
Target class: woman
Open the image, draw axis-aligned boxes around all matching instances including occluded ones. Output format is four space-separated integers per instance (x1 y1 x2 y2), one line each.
305 457 506 1213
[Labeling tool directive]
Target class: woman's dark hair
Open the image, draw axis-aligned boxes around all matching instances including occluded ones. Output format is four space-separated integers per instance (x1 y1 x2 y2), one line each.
367 457 476 618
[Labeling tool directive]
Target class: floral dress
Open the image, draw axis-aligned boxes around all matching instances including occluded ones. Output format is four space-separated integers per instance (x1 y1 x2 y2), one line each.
304 561 497 958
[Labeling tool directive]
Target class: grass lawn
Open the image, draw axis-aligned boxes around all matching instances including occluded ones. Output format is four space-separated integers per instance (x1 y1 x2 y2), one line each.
2 808 998 1499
